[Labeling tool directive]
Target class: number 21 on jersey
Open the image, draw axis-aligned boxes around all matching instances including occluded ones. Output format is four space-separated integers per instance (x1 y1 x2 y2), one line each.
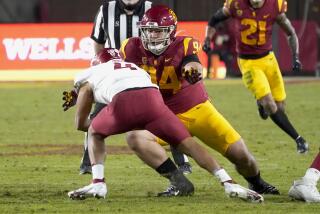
241 18 266 46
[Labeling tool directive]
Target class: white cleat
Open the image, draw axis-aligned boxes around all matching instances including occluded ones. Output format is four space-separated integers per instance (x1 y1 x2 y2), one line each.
68 182 107 200
224 182 264 203
288 179 320 203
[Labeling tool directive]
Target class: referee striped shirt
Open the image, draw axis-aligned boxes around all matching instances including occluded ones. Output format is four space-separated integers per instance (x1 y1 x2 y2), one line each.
91 0 152 49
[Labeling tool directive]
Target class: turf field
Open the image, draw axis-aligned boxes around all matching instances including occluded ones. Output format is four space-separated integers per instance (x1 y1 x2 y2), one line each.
0 78 319 213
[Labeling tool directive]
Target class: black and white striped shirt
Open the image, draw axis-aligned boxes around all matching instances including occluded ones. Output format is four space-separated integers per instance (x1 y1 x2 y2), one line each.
91 0 152 49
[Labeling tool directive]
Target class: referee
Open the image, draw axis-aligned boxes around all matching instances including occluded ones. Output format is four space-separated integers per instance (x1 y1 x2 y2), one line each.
91 0 152 51
80 0 192 175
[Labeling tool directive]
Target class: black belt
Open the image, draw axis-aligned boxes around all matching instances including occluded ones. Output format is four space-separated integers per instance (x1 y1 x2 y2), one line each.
238 51 270 59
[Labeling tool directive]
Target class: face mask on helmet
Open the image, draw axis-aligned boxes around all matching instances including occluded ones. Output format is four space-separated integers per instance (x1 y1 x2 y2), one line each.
249 0 265 8
138 5 177 55
139 25 175 55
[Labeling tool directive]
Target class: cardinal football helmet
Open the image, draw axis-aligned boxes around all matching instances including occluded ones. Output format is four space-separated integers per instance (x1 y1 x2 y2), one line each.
138 5 177 55
92 48 122 66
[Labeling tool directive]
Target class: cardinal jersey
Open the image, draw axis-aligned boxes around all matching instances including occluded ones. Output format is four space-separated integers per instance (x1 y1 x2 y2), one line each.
225 0 287 55
74 60 158 104
120 36 208 114
121 36 241 155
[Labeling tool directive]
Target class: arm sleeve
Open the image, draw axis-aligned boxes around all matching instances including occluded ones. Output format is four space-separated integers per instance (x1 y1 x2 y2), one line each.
208 8 230 27
181 54 200 68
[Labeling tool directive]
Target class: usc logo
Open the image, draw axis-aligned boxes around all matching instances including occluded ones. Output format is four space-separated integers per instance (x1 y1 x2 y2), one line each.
168 9 177 23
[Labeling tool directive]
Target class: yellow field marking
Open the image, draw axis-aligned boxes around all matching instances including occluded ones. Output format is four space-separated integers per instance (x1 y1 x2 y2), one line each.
0 69 81 81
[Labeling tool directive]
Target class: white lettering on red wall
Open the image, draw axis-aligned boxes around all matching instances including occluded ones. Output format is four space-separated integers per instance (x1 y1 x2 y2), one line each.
2 37 94 61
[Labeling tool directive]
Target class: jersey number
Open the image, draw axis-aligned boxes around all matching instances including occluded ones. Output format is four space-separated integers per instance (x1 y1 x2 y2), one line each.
140 65 181 94
240 18 266 46
114 62 137 70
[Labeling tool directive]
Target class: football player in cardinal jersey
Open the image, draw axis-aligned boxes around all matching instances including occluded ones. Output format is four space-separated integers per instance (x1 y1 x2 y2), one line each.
203 0 309 153
66 48 263 202
120 5 279 196
80 0 191 175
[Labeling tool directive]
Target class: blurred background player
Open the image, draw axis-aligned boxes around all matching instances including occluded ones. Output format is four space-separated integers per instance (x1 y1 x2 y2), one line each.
289 152 320 202
79 0 192 175
203 0 309 153
203 21 236 78
120 5 279 196
66 48 263 202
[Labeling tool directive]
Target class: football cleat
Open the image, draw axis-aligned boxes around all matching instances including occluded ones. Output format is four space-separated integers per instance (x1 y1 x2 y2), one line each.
295 137 309 154
157 185 180 197
178 162 192 175
288 179 320 202
249 180 280 195
68 182 107 200
158 168 194 197
224 182 264 203
157 183 194 197
257 102 268 120
79 164 92 175
79 148 92 175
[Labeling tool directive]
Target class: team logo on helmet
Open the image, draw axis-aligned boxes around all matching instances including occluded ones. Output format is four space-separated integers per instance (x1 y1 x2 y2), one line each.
168 8 177 24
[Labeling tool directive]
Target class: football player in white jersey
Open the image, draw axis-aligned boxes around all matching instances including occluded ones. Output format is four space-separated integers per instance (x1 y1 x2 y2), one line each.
65 48 263 202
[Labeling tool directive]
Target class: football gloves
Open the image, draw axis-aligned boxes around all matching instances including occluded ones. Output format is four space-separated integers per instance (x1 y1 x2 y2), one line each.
292 55 302 73
202 37 211 54
182 67 202 84
62 89 78 111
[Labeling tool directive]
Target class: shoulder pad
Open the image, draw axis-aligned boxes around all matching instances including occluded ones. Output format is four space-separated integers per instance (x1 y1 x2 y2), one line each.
183 37 201 56
277 0 287 13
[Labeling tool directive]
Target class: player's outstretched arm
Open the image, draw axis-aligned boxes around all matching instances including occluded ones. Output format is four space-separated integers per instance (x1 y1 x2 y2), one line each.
276 13 302 73
203 7 230 53
75 83 94 132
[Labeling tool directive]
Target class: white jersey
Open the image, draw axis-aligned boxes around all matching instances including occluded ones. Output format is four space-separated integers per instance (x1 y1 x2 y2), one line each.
74 60 158 104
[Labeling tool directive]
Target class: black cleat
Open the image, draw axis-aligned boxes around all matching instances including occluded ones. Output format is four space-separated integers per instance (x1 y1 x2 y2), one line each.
249 180 280 195
157 185 181 197
79 147 92 175
79 164 92 175
295 137 309 154
157 183 194 197
178 162 192 175
257 102 268 120
158 169 194 197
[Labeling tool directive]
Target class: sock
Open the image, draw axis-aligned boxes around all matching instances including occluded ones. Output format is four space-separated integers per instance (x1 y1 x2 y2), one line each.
245 171 262 186
213 168 232 184
156 158 178 176
92 164 104 181
303 168 320 183
170 145 189 166
310 153 320 171
270 109 299 140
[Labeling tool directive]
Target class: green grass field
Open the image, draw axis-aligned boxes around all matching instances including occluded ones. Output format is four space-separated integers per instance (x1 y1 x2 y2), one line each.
0 79 319 213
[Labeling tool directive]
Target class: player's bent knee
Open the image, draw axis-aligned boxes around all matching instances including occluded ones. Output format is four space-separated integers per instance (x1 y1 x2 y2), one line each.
262 101 277 115
126 130 157 150
226 140 256 165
